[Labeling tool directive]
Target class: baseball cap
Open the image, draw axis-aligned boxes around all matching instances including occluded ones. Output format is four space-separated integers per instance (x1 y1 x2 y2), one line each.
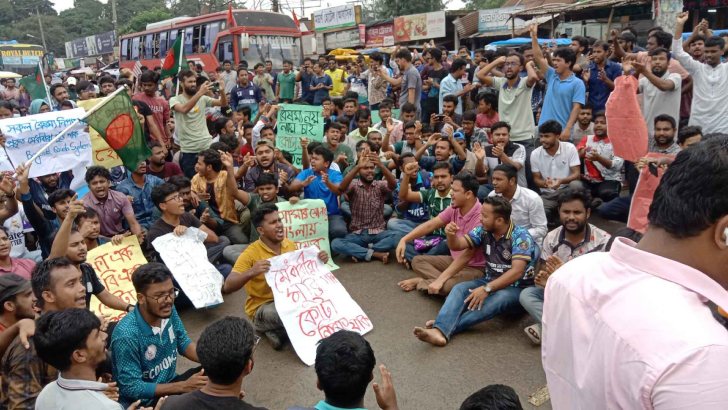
67 77 77 85
255 139 275 152
0 274 31 305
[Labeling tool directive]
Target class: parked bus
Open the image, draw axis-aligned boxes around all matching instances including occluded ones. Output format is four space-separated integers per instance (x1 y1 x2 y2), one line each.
119 10 302 74
0 43 44 76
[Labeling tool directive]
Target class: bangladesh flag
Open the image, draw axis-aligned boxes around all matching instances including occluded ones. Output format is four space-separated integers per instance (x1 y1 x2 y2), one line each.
161 36 187 80
19 62 49 102
82 91 152 171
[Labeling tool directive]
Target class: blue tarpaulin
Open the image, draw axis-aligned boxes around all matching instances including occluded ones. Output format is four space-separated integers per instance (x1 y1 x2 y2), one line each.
682 30 728 40
488 38 572 46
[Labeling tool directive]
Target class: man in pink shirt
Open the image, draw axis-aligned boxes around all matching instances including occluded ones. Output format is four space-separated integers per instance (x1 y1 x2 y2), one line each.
543 138 728 409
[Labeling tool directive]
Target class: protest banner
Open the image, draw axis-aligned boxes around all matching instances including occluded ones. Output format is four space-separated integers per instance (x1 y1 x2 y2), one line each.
77 98 124 168
87 235 147 322
277 199 339 271
276 103 324 167
370 109 400 126
606 76 648 162
627 153 675 233
0 108 93 178
265 246 373 365
152 227 224 309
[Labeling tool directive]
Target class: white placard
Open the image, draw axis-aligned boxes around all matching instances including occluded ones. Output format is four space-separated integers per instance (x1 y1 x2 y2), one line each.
0 108 93 178
265 246 373 366
313 5 356 31
152 227 224 309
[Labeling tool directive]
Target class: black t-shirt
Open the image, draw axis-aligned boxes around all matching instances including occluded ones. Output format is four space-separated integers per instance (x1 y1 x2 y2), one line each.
426 67 450 111
147 213 202 254
80 263 106 309
160 390 268 410
132 100 153 142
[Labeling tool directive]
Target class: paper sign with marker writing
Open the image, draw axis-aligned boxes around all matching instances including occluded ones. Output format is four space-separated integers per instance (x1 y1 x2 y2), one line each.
276 103 324 167
77 98 124 168
265 246 373 366
152 227 224 309
0 108 93 178
88 235 146 322
276 199 338 271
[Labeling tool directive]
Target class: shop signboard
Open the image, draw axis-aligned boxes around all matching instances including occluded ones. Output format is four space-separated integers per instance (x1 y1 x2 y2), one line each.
394 11 446 42
478 7 525 32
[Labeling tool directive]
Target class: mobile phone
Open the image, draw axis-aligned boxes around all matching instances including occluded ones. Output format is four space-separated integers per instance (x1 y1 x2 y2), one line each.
437 114 445 121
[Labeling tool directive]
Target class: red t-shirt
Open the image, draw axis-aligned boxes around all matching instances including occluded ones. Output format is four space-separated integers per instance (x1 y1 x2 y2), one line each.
147 162 183 182
240 145 254 158
477 112 499 141
133 93 171 144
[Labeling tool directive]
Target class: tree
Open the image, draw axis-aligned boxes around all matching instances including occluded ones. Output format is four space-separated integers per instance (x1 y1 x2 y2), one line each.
464 0 508 10
120 8 173 35
373 0 449 19
0 15 69 57
60 0 113 38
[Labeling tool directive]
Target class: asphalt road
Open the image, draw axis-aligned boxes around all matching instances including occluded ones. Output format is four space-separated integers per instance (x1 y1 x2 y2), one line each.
176 215 627 410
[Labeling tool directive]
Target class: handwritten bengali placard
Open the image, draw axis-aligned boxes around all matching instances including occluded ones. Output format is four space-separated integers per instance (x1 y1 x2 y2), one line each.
276 103 324 167
277 199 338 271
152 227 224 309
0 108 93 178
265 246 372 365
88 235 147 322
77 98 124 168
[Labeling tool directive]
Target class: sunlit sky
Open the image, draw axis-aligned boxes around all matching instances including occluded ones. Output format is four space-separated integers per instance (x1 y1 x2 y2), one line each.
52 0 467 17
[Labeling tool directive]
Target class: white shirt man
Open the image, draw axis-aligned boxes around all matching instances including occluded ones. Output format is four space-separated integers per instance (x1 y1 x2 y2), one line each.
488 186 547 247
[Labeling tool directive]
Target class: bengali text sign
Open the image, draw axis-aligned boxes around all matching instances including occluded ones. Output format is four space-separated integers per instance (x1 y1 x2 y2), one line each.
0 108 93 178
265 246 372 365
277 199 338 271
152 227 224 309
88 236 146 321
276 104 324 167
77 98 124 168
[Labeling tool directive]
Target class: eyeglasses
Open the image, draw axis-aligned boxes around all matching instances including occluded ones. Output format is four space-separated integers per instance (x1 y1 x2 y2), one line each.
503 62 520 67
145 287 180 303
163 195 182 203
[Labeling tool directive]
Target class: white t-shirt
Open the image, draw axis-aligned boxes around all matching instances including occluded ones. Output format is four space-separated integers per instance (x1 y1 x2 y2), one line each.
530 141 581 194
4 204 32 258
638 72 681 138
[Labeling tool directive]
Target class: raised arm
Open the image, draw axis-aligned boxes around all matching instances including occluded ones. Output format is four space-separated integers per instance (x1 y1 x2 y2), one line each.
49 195 85 259
399 162 425 203
530 24 548 72
172 84 209 114
673 12 701 74
219 151 251 205
475 56 505 87
445 223 470 251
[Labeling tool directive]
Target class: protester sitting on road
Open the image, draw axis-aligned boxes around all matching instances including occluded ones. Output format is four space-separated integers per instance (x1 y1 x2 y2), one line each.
160 316 267 410
519 188 611 345
396 173 484 294
413 128 467 174
575 110 624 204
387 153 431 237
414 196 536 347
111 263 207 408
286 330 399 410
35 308 147 409
117 161 164 229
224 204 330 350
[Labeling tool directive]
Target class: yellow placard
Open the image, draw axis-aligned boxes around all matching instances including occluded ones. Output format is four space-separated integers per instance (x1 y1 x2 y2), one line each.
88 235 147 321
76 98 123 168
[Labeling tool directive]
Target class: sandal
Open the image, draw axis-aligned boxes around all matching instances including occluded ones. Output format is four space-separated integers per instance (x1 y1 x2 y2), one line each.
524 324 542 345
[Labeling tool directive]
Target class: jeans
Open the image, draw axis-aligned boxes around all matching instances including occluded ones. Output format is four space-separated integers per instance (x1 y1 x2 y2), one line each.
404 237 450 264
329 214 348 240
331 229 399 261
254 300 285 338
540 181 585 223
433 279 524 340
220 220 249 245
516 136 537 191
179 152 199 179
600 194 631 222
582 180 621 203
477 184 494 202
386 218 425 237
340 201 393 220
223 244 248 265
16 249 42 263
205 235 230 265
519 286 544 324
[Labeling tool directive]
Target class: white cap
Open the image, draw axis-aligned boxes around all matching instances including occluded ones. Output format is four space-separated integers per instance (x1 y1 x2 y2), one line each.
67 77 77 85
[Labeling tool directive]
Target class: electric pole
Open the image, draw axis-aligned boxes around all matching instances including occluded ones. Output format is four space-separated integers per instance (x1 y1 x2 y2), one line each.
111 0 119 36
36 6 48 53
272 0 279 12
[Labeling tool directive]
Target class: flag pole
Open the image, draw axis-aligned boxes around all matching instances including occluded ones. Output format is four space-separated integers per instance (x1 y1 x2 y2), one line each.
40 61 53 109
14 86 127 176
176 37 184 96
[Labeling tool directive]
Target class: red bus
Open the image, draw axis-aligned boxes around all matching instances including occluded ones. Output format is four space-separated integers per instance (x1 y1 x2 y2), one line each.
119 10 302 73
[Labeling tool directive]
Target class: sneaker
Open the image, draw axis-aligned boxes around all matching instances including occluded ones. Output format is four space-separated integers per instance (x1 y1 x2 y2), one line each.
265 330 284 350
524 324 542 345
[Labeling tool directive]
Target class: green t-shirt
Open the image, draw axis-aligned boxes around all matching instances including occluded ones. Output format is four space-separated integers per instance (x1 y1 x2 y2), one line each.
419 188 452 237
169 94 213 153
278 71 297 100
325 142 355 167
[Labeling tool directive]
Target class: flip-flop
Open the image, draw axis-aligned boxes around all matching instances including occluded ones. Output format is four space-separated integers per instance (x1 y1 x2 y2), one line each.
524 324 542 345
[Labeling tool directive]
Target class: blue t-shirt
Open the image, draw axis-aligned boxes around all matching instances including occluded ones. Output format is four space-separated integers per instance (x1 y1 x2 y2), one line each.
296 168 343 215
465 222 536 288
584 60 622 112
310 74 333 105
538 66 586 129
300 70 314 103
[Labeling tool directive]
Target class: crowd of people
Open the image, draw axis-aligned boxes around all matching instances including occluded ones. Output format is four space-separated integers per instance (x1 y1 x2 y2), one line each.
0 11 727 409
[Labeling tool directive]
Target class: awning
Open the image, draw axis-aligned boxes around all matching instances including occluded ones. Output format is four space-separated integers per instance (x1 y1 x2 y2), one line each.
509 0 649 18
467 15 553 39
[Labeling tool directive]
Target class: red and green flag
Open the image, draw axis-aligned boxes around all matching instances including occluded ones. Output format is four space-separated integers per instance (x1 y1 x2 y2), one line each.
19 62 50 103
161 35 187 80
82 90 152 171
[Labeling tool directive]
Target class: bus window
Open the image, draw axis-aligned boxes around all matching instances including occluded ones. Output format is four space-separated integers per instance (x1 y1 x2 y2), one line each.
131 37 140 60
240 35 300 70
121 39 128 61
170 30 177 44
145 34 153 59
217 38 233 63
201 24 210 53
159 31 168 57
208 22 220 49
184 27 194 55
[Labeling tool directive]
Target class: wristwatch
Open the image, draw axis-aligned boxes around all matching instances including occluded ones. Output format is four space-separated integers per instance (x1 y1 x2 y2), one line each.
483 285 492 294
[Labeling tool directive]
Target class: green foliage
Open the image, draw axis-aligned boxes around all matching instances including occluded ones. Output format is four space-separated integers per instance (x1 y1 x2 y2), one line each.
463 0 509 10
60 0 113 38
120 8 173 35
372 0 449 19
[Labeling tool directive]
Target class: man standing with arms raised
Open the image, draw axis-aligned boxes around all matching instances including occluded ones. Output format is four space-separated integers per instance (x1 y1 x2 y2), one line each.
171 69 227 179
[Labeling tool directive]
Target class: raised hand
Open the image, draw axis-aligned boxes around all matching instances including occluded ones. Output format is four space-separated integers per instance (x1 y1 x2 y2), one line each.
321 171 329 184
529 22 538 38
473 142 486 161
243 154 257 168
582 68 591 82
279 170 289 186
404 161 419 177
199 208 211 224
386 118 395 134
67 194 86 219
444 222 460 236
676 11 689 25
426 133 440 147
219 151 234 169
373 365 399 410
492 144 504 159
597 69 608 83
301 175 316 187
300 137 309 149
632 60 646 74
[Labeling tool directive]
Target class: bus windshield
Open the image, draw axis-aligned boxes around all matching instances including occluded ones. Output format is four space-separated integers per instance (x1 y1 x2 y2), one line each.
240 35 300 70
0 44 44 75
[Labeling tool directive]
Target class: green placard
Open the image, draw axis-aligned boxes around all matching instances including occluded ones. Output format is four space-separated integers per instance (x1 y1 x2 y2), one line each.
276 103 325 167
370 109 400 125
276 199 339 271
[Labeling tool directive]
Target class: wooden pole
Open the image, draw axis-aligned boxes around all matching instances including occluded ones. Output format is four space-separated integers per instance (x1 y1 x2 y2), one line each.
512 16 516 38
605 6 615 40
551 13 555 38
